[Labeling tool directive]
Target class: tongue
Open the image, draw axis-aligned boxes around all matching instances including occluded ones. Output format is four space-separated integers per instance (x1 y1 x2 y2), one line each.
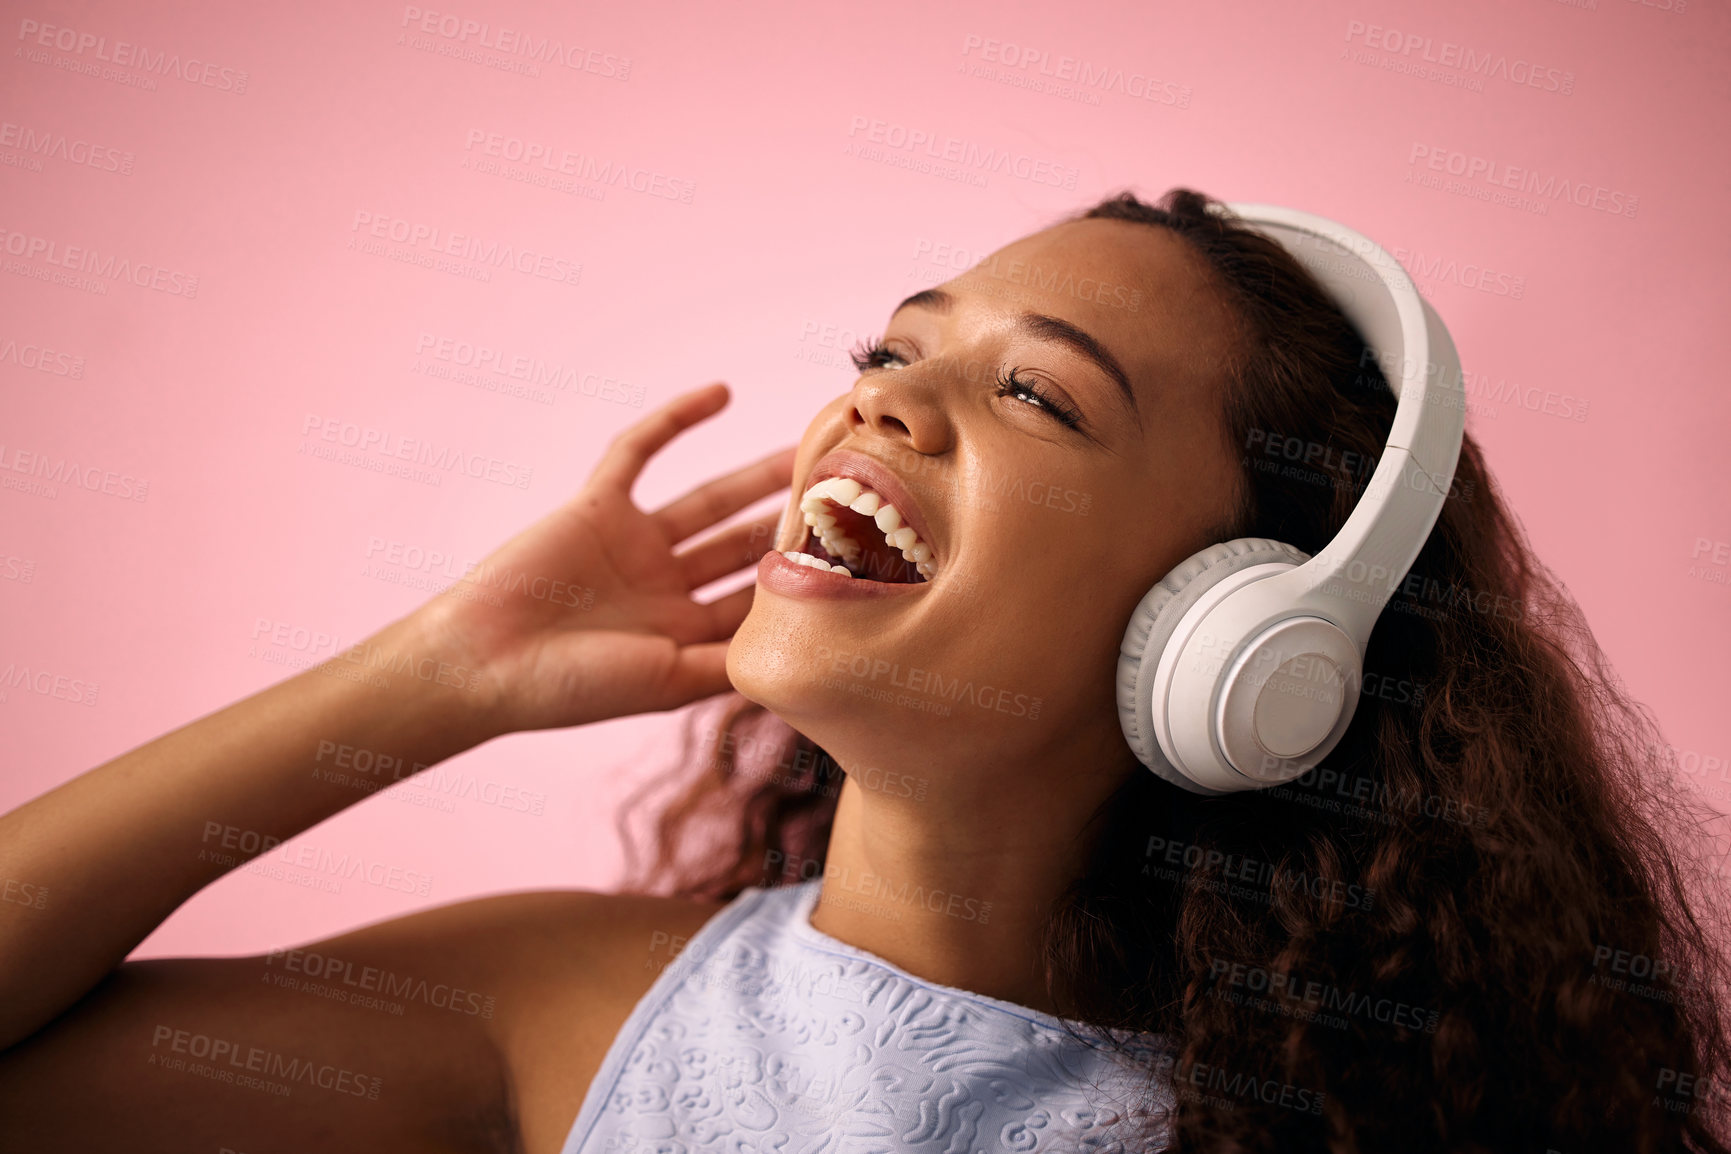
852 546 922 584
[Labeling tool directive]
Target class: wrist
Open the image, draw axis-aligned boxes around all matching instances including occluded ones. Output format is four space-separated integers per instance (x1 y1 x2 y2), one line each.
320 606 510 750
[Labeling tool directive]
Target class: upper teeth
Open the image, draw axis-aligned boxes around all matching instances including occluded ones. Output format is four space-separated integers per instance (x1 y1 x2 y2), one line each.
796 476 938 581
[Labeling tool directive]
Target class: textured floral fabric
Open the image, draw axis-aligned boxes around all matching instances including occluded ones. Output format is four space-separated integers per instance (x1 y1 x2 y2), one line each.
562 881 1174 1154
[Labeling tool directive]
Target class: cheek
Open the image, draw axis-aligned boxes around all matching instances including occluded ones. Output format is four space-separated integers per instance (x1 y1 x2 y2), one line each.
933 563 1121 724
800 395 849 449
965 526 1116 641
977 512 1161 649
784 398 849 479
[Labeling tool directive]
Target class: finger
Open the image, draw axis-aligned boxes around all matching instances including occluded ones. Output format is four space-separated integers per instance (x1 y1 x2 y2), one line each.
589 382 731 496
675 513 783 591
651 445 797 545
652 640 736 710
697 582 758 643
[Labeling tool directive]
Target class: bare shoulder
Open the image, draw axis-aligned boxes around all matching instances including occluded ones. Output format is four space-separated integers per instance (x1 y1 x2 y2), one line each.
323 886 727 992
385 887 728 1154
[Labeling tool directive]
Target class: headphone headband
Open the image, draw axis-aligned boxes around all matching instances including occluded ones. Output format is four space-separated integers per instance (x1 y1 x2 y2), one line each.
1211 203 1465 642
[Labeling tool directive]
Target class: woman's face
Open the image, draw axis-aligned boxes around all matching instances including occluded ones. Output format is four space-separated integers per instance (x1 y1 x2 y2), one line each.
728 217 1246 790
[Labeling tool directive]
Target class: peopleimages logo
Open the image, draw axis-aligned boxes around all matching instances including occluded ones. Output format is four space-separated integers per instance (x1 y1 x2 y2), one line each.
462 130 695 204
0 336 84 378
0 442 149 502
398 6 631 79
413 331 645 408
264 947 497 1018
0 119 133 174
1405 143 1638 219
813 643 1044 720
1343 20 1574 95
299 413 535 490
845 115 1080 190
15 18 250 93
0 660 100 707
958 34 1192 108
149 1025 381 1098
349 211 582 286
0 226 199 297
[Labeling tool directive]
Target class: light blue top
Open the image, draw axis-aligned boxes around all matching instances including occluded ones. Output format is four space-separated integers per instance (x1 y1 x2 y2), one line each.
560 879 1175 1153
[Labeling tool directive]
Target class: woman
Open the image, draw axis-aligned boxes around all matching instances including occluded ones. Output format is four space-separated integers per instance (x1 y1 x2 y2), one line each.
0 188 1725 1152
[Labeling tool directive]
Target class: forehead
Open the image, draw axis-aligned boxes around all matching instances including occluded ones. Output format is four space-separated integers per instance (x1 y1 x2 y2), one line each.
934 217 1240 411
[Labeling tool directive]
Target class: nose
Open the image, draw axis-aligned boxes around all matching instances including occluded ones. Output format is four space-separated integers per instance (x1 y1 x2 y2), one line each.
845 369 952 456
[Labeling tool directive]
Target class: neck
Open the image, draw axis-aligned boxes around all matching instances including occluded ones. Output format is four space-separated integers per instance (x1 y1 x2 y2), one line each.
804 755 1127 1018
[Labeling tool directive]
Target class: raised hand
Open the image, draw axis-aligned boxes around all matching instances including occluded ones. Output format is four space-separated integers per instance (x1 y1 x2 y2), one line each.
411 382 795 735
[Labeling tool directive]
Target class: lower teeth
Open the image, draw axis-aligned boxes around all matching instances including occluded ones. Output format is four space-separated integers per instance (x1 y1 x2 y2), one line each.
781 550 851 577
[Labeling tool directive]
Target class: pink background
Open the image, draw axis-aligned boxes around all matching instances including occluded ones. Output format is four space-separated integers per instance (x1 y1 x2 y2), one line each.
1 0 1727 960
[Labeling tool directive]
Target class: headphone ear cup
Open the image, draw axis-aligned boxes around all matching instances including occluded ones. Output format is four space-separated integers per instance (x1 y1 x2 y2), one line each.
1118 538 1313 794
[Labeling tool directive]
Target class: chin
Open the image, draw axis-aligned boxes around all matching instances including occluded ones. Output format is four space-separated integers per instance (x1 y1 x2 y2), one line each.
724 603 803 715
724 606 863 757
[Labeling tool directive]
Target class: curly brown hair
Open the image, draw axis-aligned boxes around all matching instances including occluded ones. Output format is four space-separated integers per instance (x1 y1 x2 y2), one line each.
616 187 1731 1152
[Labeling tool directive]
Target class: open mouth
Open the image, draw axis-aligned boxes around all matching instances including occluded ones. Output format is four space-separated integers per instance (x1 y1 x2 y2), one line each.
780 476 936 585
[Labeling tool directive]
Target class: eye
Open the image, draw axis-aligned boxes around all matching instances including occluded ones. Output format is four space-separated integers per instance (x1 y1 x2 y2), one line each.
994 367 1083 430
848 337 906 372
851 337 1085 430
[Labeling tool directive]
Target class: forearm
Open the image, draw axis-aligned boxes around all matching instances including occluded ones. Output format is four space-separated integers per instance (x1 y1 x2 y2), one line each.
0 607 502 1051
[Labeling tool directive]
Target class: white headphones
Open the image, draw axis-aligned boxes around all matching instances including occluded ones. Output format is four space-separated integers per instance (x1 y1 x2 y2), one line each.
1117 202 1466 795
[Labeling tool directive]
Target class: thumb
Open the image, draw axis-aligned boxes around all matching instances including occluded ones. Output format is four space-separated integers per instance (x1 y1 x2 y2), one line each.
650 640 738 711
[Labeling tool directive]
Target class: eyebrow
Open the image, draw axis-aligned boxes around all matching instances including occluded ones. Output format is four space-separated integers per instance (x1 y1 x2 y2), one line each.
891 288 1138 416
